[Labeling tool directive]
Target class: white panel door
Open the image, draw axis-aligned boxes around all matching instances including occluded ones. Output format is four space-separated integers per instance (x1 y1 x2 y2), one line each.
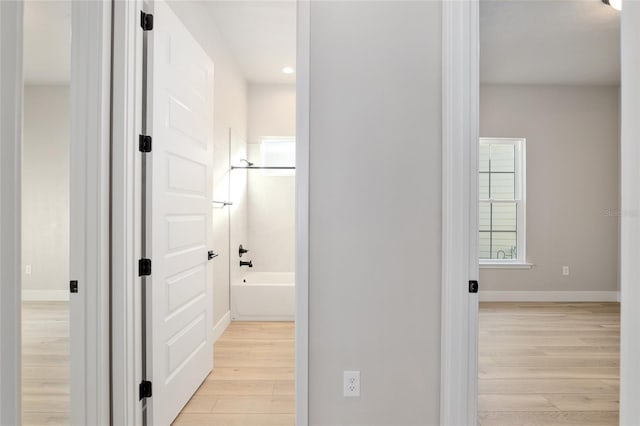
146 1 215 424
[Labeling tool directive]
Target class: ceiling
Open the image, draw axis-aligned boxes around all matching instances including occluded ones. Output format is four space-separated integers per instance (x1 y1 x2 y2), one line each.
22 0 618 87
23 0 71 85
481 0 620 85
205 1 296 85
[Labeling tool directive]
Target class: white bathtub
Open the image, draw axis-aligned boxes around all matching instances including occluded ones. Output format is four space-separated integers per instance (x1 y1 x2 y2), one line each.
231 272 295 321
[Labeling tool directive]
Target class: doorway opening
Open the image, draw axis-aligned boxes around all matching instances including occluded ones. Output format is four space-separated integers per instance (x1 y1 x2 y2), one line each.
138 2 297 424
477 1 621 424
21 1 71 424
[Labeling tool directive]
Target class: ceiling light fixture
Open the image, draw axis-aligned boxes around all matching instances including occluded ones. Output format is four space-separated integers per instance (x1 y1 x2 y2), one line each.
603 0 622 11
281 66 295 75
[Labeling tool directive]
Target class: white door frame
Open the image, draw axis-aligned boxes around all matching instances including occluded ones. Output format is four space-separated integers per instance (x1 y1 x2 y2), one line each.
0 1 112 425
295 0 310 424
0 2 24 424
111 0 144 424
69 1 112 424
440 0 479 425
619 1 640 423
445 1 640 425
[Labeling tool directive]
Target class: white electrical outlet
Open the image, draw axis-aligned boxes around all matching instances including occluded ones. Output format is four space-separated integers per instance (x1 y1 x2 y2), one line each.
562 266 569 276
25 265 31 275
344 371 360 397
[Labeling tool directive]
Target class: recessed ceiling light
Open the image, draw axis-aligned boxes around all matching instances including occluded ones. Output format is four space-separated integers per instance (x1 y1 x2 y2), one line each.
603 0 621 11
282 66 295 75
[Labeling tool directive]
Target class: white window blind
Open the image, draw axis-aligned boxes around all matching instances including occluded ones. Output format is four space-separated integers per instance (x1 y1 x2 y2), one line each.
479 138 526 263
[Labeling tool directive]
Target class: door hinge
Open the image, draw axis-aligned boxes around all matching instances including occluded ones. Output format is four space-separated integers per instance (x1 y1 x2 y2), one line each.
139 380 152 400
140 11 153 31
69 280 78 294
139 258 152 276
469 280 479 294
139 135 152 153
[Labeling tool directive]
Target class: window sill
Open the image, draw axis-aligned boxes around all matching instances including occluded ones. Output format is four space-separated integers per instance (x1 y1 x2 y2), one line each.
480 263 534 270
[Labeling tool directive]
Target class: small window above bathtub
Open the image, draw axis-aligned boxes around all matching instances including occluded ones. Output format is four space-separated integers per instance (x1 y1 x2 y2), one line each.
261 137 296 176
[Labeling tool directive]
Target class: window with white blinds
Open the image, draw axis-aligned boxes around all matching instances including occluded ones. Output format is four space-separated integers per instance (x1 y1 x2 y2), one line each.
479 138 526 263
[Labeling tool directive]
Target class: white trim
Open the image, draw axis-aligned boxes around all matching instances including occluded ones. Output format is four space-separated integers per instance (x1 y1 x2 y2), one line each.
212 311 231 343
479 291 620 303
69 2 112 425
0 2 24 424
480 263 534 269
441 1 479 425
22 290 70 302
295 1 310 424
620 1 640 423
111 1 143 425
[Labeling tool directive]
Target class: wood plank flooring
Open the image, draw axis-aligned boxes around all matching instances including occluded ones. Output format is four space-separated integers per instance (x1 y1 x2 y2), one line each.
173 322 295 426
22 301 70 426
19 302 619 426
479 302 620 426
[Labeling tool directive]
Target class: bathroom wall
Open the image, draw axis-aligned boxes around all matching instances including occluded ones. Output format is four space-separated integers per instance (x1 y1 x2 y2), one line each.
21 85 69 300
246 84 296 273
229 129 249 288
167 1 248 329
309 1 442 424
480 84 620 294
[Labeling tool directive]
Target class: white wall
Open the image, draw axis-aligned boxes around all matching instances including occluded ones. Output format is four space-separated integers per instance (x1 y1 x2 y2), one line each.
229 129 248 288
167 1 248 327
247 84 296 273
308 2 442 424
21 85 69 300
480 85 619 293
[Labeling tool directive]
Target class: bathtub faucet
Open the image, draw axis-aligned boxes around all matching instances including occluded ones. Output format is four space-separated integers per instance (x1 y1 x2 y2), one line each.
240 260 253 268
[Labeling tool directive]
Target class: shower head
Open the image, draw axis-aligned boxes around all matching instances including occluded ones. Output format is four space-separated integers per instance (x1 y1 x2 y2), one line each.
240 159 254 166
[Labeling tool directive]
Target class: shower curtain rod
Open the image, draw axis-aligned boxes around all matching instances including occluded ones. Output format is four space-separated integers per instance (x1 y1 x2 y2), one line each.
231 166 296 170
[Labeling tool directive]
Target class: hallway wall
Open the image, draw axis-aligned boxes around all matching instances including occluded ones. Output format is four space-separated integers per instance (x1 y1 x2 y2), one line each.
308 2 442 424
22 85 69 300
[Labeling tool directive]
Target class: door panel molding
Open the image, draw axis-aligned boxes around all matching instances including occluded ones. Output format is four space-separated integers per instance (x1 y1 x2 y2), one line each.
144 1 215 423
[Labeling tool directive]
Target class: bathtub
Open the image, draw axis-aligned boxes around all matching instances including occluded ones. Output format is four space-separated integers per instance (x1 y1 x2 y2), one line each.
231 272 295 321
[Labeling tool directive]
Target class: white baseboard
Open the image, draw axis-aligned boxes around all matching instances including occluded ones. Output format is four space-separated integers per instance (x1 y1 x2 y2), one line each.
212 310 231 343
479 291 620 302
231 316 294 322
22 289 69 302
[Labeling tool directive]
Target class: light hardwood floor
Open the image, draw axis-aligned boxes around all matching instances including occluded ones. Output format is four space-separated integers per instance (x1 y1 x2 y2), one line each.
22 301 70 426
19 302 619 425
173 321 295 426
479 302 620 426
176 304 619 426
